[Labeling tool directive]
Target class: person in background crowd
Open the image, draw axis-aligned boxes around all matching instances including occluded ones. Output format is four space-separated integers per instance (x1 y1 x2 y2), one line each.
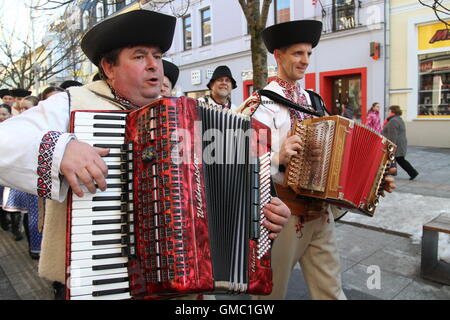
0 89 14 106
161 59 179 97
366 102 382 133
198 65 237 110
60 80 83 90
383 105 419 181
10 88 32 115
40 86 65 101
0 104 12 231
340 97 354 120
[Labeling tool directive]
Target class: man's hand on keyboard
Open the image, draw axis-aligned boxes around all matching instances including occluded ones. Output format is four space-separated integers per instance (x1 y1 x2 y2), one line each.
60 140 110 197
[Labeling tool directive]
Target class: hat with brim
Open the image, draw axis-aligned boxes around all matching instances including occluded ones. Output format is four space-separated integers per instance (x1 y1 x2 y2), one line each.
163 60 179 87
207 66 237 90
262 20 322 53
81 10 176 66
0 89 12 98
11 88 32 97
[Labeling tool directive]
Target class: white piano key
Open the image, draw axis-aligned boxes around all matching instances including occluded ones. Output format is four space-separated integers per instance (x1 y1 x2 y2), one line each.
71 223 124 235
72 215 124 226
71 232 124 243
70 281 129 297
69 272 129 288
70 292 131 300
71 241 126 252
71 208 123 218
73 200 122 210
70 247 124 261
74 118 126 127
71 256 128 269
74 127 125 134
73 190 121 201
74 132 125 142
69 266 128 279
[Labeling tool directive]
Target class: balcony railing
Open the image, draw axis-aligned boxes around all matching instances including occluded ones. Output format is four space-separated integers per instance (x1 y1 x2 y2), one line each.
321 1 361 34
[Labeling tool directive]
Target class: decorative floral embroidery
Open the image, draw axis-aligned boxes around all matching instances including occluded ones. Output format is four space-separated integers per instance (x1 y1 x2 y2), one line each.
37 131 63 199
273 77 314 127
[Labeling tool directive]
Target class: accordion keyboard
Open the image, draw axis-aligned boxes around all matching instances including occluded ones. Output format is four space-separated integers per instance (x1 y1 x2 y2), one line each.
69 112 132 300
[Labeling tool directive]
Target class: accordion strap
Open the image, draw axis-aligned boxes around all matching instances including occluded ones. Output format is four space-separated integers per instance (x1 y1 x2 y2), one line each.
258 89 323 117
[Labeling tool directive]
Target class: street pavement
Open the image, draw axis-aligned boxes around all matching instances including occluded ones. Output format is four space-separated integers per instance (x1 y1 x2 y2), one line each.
0 146 449 300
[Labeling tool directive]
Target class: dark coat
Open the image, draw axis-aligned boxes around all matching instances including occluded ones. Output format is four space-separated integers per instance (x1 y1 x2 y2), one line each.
382 115 407 157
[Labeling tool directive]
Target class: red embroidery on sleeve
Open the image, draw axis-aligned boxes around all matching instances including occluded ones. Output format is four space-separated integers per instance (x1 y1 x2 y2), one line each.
37 131 63 199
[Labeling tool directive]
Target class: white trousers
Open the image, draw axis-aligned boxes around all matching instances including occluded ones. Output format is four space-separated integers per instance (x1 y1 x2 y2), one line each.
254 209 347 300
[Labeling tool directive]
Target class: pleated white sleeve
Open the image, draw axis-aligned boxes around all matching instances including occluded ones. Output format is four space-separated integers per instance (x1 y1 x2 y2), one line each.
0 92 75 202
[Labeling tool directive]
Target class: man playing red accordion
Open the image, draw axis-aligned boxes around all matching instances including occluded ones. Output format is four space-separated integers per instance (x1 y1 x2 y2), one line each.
237 20 396 300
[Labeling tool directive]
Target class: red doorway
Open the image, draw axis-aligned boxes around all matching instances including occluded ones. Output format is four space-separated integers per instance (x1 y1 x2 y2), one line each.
319 67 367 122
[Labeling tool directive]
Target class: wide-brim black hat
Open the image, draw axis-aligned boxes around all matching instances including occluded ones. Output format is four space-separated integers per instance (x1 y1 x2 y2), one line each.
81 10 176 66
207 65 237 90
262 20 322 53
0 89 12 98
11 88 32 97
163 60 179 87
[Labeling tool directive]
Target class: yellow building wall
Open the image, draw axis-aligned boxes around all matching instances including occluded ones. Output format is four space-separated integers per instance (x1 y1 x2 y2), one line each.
390 0 450 148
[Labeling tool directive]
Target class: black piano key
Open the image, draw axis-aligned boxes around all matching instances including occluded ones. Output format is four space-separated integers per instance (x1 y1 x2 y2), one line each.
93 217 126 225
93 115 126 121
92 287 130 297
108 165 121 170
94 132 124 137
95 144 123 149
92 277 129 286
92 229 122 235
92 252 124 260
92 239 122 246
92 196 121 201
93 123 125 129
103 153 123 158
92 262 127 271
92 206 122 212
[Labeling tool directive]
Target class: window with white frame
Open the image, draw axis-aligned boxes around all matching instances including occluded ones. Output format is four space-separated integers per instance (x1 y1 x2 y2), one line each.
200 7 211 46
183 15 192 50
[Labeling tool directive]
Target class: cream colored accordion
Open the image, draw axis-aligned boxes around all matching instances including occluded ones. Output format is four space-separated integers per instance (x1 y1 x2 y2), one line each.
285 115 396 216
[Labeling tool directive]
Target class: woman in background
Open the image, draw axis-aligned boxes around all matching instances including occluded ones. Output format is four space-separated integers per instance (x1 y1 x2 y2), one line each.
366 102 382 133
383 105 419 181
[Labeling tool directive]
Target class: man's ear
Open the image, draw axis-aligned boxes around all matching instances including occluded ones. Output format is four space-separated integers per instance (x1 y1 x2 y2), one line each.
273 49 281 64
100 58 114 80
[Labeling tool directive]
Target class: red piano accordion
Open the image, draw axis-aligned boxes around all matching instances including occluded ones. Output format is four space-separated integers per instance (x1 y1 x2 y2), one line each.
285 115 396 216
65 97 273 300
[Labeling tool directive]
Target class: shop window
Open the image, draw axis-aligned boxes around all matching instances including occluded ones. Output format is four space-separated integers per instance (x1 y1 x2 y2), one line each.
418 52 450 117
201 7 212 46
186 90 210 99
182 15 192 50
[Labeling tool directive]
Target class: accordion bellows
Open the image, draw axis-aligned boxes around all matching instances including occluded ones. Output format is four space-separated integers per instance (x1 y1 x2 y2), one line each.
286 116 396 216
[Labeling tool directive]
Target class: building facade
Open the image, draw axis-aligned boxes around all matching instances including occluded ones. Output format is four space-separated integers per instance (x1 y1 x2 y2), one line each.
148 0 387 124
390 0 450 147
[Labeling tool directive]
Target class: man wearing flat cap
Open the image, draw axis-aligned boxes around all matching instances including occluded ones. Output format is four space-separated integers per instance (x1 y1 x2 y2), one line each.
0 89 14 106
237 20 396 300
161 59 179 96
0 9 290 299
10 88 32 115
198 65 237 110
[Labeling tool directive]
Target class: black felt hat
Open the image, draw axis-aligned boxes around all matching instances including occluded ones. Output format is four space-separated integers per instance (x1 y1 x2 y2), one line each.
163 60 179 87
262 20 323 53
60 80 83 89
0 89 12 98
11 88 32 97
207 66 237 90
81 10 176 66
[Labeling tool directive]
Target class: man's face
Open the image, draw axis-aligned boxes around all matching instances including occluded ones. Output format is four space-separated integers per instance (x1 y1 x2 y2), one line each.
210 76 232 99
101 45 163 106
2 95 13 106
275 43 312 83
161 76 173 96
